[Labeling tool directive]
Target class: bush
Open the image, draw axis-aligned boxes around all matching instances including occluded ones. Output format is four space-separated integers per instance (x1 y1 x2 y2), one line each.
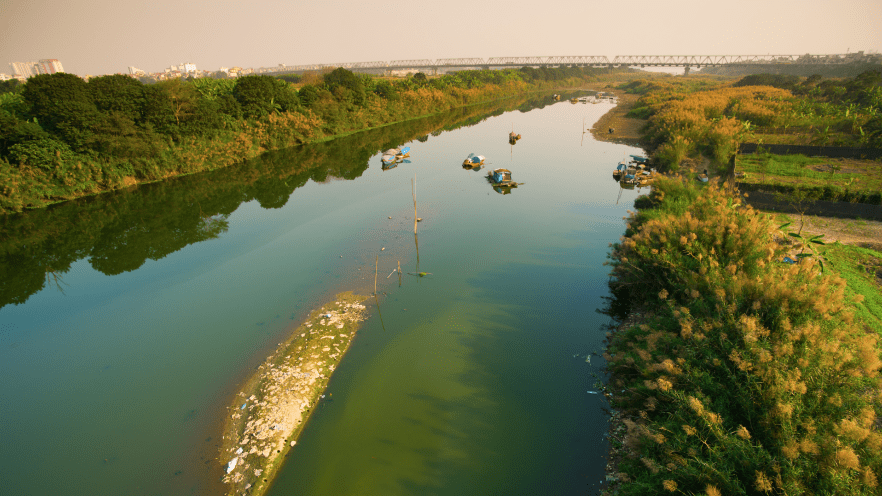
606 176 882 495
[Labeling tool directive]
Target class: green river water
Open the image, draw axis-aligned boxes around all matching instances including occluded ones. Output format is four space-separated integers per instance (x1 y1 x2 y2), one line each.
0 93 647 495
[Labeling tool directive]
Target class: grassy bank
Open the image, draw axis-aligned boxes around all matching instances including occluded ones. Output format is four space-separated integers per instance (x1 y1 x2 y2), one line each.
735 153 882 205
602 176 882 494
220 292 368 496
613 70 882 172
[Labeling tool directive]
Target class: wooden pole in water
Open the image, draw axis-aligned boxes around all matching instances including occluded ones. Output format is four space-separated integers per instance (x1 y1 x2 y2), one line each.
397 260 402 287
412 176 418 234
374 255 378 295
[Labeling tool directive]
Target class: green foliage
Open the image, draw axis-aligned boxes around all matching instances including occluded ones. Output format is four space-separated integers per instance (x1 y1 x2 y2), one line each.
88 75 147 122
373 80 398 101
275 74 301 85
21 73 95 132
820 243 882 333
0 110 50 156
0 67 603 213
7 137 77 169
734 73 801 90
0 78 23 95
323 68 365 105
233 75 299 118
0 92 27 118
191 77 236 101
606 176 882 495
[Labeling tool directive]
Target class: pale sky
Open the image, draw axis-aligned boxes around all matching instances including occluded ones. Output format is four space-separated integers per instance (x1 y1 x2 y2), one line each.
1 0 881 76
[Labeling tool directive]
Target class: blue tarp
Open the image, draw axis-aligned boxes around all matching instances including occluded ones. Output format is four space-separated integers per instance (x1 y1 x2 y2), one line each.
398 146 410 155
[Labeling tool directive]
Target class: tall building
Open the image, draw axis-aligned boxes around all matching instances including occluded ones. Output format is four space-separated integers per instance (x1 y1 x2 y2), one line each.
9 59 64 77
9 61 36 77
37 59 64 74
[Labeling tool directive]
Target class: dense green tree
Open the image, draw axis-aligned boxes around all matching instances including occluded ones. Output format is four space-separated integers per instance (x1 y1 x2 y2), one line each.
323 68 365 105
0 79 23 95
298 84 321 107
233 75 299 118
141 84 177 135
88 75 147 123
373 80 398 100
0 109 50 157
21 73 95 132
276 74 301 84
154 79 199 126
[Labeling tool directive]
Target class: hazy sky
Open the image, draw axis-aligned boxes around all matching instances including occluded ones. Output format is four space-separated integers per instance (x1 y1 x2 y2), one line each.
2 0 881 76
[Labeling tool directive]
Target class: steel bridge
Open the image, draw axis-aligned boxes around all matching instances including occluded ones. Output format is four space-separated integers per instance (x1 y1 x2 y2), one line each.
264 54 869 75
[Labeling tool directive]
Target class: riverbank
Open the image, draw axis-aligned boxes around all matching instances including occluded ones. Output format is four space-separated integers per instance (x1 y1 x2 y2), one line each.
1 73 609 214
600 176 882 494
219 292 369 496
589 92 645 146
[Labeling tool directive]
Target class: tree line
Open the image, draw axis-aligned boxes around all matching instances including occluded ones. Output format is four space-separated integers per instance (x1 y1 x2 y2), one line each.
0 65 613 212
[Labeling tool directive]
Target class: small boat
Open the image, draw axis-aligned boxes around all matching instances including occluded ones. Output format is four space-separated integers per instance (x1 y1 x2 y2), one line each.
397 146 410 158
552 94 561 100
463 154 485 167
381 154 398 165
630 155 648 164
697 169 709 183
613 161 628 178
488 168 517 187
621 165 641 185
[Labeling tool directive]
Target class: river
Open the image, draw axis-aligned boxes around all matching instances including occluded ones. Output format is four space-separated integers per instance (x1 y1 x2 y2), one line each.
0 92 647 495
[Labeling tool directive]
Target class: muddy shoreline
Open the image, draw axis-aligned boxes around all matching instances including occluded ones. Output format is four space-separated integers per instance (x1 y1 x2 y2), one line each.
218 292 369 496
589 92 646 147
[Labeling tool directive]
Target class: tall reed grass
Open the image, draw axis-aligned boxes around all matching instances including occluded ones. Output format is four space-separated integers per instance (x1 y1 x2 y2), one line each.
605 176 882 494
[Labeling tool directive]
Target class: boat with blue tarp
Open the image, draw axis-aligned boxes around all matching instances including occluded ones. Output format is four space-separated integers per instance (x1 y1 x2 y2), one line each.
487 168 518 188
630 154 647 164
463 154 485 167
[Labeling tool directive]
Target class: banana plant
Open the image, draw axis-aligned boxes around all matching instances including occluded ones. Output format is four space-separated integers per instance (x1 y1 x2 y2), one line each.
778 221 826 270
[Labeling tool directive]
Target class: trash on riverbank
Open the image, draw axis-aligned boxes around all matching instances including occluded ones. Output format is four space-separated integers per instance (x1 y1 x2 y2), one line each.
219 292 369 496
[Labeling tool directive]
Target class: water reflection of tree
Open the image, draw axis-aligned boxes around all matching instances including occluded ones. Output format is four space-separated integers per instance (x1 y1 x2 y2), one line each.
0 92 555 310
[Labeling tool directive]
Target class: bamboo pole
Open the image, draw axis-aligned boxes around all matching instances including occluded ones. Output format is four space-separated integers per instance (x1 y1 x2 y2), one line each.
397 260 402 287
412 176 418 234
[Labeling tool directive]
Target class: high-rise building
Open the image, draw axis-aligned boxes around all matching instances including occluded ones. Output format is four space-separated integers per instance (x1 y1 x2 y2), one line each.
9 59 64 77
9 61 36 77
37 59 64 74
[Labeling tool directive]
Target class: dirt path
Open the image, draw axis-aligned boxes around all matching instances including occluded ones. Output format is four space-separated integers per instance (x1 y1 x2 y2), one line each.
763 212 882 252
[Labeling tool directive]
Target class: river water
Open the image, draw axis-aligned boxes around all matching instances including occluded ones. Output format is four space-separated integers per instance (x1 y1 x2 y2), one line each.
0 93 646 495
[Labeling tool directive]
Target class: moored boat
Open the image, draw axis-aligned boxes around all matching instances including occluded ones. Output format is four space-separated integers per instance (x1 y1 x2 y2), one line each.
488 168 517 187
463 154 485 167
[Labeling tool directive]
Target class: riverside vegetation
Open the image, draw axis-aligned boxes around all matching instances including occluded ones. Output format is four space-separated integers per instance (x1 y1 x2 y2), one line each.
620 70 882 170
603 176 882 495
601 68 882 495
0 91 563 311
0 65 628 213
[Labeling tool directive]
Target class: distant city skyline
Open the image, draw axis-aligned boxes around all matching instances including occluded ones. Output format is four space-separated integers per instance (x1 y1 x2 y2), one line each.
1 0 881 77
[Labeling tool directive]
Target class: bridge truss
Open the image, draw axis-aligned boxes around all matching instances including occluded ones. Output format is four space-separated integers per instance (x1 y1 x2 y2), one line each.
266 54 859 75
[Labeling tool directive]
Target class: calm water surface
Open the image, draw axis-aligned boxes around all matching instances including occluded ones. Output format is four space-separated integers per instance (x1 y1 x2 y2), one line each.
0 94 647 495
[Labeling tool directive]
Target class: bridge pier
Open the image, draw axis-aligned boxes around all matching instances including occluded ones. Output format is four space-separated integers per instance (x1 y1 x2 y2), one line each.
684 65 690 76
